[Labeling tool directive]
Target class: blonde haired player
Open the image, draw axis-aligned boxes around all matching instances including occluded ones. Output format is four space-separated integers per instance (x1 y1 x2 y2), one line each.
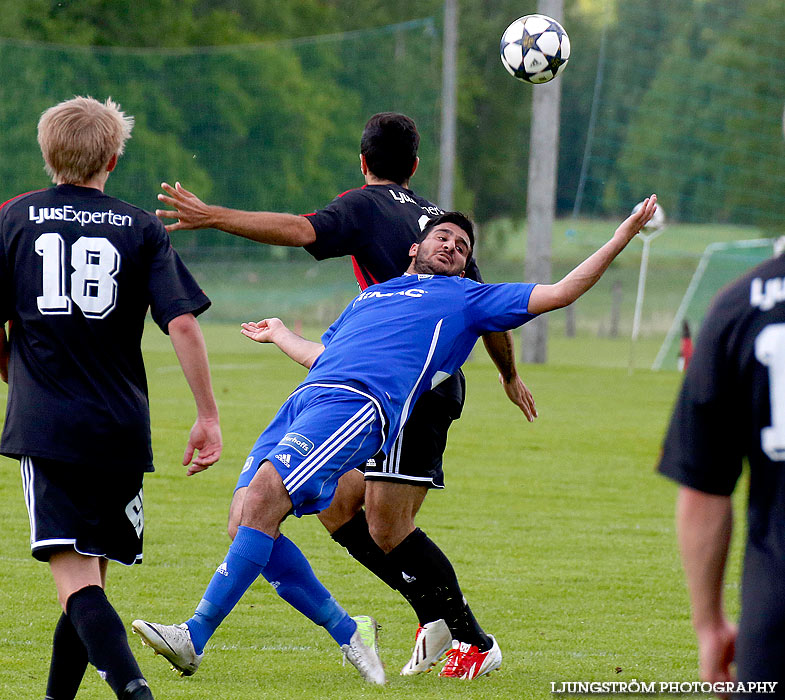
0 96 222 700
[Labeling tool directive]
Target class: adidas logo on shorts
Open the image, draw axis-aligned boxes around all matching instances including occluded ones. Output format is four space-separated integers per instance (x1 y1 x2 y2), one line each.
275 453 291 467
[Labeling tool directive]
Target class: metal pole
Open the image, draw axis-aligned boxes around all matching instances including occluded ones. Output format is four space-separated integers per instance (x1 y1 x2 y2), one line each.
438 0 457 210
628 238 650 372
522 0 563 364
631 238 650 343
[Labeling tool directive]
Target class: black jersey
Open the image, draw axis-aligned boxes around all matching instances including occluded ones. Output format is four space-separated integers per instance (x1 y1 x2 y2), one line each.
0 185 210 469
659 252 785 563
303 184 482 412
303 184 483 288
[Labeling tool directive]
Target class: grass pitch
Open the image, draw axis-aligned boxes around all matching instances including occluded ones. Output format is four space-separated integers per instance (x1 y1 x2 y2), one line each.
0 324 745 699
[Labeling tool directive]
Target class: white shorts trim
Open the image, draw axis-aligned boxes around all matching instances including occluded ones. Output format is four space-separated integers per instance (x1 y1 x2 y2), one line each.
289 382 387 436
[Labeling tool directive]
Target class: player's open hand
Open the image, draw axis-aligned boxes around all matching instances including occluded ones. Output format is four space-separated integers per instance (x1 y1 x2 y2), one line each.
615 194 657 243
183 416 222 475
241 318 287 344
156 182 213 232
499 373 538 422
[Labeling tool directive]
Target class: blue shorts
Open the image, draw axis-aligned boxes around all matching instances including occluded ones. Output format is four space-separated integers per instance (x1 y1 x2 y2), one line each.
236 384 385 516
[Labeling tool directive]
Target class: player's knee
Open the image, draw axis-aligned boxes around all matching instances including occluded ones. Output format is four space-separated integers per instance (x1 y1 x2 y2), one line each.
318 499 361 534
240 463 292 532
367 516 413 553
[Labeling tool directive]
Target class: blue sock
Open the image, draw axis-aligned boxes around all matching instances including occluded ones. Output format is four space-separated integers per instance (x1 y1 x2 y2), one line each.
186 526 274 654
262 534 357 646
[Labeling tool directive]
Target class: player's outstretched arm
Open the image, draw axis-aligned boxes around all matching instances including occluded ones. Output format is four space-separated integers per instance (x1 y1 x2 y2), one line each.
676 486 737 689
156 181 317 246
482 331 537 421
168 313 222 475
528 194 657 315
241 318 325 369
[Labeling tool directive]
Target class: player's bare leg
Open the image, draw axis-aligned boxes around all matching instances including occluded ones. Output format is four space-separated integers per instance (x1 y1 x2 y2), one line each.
136 461 384 683
364 481 496 676
317 468 366 533
49 550 153 698
49 550 105 610
227 486 246 540
239 461 293 535
364 481 426 552
322 470 453 653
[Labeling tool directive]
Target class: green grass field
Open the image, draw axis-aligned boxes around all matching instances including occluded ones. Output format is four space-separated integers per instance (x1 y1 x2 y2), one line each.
0 324 746 699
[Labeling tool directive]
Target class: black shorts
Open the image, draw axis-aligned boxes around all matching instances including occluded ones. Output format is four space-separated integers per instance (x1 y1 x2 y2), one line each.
20 456 145 566
363 373 465 489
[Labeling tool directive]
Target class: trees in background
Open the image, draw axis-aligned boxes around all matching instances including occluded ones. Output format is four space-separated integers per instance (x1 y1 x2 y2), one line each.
1 0 784 232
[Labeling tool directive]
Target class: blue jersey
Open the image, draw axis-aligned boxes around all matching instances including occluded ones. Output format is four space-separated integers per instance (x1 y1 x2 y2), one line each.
304 274 537 453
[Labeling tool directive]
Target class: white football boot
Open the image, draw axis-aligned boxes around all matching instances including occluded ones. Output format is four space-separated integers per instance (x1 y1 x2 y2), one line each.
400 618 452 675
341 615 385 685
132 619 203 677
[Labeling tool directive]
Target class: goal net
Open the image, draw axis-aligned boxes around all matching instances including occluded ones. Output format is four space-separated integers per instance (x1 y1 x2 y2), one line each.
652 238 777 370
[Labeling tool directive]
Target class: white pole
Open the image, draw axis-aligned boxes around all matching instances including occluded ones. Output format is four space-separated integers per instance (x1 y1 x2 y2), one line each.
628 224 665 372
522 0 563 364
631 238 650 343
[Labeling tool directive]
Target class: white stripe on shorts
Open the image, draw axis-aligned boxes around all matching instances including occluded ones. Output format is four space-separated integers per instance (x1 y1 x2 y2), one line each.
286 405 377 494
20 457 36 545
386 319 443 475
288 382 387 435
385 430 405 476
283 401 377 495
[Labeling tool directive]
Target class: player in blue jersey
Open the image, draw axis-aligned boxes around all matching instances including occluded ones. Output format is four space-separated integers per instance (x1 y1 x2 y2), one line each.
154 112 535 676
133 199 657 682
0 97 222 700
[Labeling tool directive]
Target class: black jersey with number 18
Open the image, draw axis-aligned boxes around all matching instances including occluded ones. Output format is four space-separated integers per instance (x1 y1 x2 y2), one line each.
0 185 210 470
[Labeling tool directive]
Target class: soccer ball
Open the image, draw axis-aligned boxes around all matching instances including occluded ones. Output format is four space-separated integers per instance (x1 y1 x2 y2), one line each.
632 200 666 235
500 14 570 85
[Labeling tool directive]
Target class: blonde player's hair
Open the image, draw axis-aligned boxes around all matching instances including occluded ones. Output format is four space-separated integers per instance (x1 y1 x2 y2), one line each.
37 96 134 185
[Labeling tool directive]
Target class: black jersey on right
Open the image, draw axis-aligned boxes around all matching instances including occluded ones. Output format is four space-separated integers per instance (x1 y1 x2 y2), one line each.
658 253 785 562
0 185 210 469
303 184 483 288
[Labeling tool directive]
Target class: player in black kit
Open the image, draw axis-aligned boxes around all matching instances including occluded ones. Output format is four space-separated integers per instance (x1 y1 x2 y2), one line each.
154 112 535 678
658 250 785 697
0 97 222 700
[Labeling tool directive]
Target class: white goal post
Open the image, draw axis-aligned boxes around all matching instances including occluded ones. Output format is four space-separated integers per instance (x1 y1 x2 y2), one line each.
652 238 776 371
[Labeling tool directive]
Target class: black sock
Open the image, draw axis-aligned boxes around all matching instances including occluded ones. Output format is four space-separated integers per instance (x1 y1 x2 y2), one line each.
331 511 432 624
66 585 147 698
45 612 88 700
385 528 492 651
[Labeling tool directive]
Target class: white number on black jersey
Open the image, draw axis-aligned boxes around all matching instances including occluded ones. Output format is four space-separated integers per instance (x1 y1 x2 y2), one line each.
36 234 120 319
755 323 785 461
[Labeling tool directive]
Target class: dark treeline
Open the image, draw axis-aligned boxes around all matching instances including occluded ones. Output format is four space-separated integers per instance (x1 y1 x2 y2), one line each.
1 0 784 237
